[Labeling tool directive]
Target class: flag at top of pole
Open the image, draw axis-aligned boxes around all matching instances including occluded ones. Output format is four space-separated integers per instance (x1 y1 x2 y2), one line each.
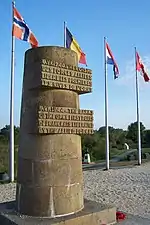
13 5 38 48
65 24 87 65
136 51 150 82
105 42 119 79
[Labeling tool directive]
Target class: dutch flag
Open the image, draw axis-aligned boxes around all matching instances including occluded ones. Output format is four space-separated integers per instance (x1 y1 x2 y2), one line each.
106 42 119 79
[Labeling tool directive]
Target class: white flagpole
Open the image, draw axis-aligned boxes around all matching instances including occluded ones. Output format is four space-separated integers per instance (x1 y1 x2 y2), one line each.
64 21 66 47
104 37 109 170
9 0 15 182
135 47 142 165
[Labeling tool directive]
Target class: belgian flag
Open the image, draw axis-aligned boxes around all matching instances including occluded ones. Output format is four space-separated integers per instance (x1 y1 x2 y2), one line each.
66 27 87 65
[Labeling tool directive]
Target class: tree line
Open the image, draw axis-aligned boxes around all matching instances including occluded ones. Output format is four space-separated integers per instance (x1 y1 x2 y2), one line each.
82 121 150 160
0 121 150 161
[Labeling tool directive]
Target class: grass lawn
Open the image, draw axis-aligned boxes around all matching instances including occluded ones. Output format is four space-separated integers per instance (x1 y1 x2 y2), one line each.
110 148 127 158
142 148 150 153
0 144 18 175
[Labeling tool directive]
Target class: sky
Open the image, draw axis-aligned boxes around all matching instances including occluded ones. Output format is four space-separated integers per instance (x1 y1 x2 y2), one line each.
0 0 150 130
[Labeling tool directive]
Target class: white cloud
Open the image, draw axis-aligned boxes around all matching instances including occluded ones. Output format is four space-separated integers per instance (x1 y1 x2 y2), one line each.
116 55 150 91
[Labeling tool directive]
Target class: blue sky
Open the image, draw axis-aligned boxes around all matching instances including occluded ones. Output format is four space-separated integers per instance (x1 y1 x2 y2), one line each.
0 0 150 130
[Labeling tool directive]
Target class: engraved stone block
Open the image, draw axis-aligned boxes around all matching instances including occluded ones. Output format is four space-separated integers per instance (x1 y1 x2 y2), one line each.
24 59 92 94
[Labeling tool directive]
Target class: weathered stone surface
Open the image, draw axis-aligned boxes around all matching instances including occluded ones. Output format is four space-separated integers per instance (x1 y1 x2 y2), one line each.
16 184 83 217
17 46 93 217
17 157 83 186
24 46 78 66
0 200 116 225
18 134 82 160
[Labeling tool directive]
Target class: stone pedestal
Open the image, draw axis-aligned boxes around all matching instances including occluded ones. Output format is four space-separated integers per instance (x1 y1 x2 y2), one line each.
0 200 116 225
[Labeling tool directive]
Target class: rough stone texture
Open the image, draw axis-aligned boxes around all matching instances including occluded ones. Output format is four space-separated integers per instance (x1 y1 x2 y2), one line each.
0 200 116 225
24 46 78 66
16 47 83 217
18 134 82 160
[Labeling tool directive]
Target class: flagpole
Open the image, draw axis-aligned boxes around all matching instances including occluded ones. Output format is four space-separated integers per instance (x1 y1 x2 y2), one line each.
104 37 109 170
135 47 142 165
9 0 15 182
64 21 66 47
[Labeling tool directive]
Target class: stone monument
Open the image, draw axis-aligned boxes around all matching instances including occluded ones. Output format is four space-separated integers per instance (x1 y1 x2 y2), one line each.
0 46 116 224
16 46 93 217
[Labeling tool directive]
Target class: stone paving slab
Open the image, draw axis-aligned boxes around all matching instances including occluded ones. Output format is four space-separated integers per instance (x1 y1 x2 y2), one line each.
117 214 150 225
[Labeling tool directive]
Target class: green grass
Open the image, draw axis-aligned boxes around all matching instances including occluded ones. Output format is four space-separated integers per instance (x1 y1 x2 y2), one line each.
0 144 18 175
110 148 127 158
143 148 150 153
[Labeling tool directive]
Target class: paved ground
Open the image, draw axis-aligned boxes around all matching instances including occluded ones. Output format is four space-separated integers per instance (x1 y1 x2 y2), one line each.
117 214 150 224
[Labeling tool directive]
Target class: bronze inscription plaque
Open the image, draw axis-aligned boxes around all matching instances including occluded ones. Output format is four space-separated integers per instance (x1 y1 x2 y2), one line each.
27 59 92 94
38 106 94 135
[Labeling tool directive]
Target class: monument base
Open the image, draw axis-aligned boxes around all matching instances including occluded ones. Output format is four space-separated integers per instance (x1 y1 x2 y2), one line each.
0 199 116 225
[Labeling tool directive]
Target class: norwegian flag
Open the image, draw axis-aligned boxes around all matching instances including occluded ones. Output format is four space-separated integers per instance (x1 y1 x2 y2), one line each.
13 5 38 48
136 51 150 82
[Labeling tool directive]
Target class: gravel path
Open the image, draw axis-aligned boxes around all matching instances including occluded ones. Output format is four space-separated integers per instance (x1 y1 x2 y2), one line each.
0 183 16 203
0 162 150 221
84 163 150 219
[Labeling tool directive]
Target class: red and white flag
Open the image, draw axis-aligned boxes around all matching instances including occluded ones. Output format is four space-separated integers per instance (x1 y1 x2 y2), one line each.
13 5 38 48
136 51 150 82
106 42 119 79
